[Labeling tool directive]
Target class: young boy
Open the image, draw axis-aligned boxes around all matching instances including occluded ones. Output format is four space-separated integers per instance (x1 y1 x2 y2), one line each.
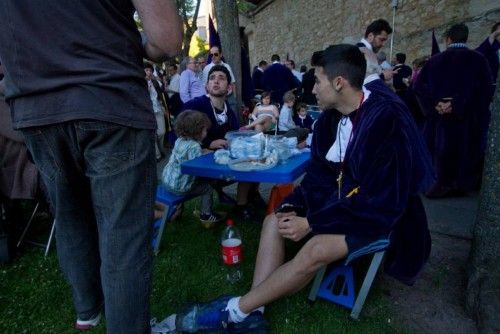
278 91 309 147
293 102 314 132
162 110 224 226
278 91 297 132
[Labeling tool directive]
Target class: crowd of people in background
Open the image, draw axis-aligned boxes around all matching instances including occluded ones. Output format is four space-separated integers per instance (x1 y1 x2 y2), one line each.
143 20 498 332
152 19 498 201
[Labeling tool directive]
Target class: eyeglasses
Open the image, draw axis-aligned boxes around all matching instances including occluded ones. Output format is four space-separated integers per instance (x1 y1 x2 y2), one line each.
211 53 220 57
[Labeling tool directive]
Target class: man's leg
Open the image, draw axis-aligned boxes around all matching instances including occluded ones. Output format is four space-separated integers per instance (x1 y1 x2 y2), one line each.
22 124 104 323
234 182 262 221
244 117 266 130
251 214 286 289
239 233 348 314
155 112 166 158
172 218 347 331
81 121 156 334
236 182 252 206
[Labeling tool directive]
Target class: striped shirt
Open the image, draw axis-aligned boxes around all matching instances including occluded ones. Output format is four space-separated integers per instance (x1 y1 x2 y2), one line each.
162 137 202 193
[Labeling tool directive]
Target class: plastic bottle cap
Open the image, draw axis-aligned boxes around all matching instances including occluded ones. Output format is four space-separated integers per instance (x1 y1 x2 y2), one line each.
226 219 234 226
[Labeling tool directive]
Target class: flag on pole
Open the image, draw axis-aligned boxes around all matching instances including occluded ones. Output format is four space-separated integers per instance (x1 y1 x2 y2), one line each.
431 29 440 56
207 15 221 65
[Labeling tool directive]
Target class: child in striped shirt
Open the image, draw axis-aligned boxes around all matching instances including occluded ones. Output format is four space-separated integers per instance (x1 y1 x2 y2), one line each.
162 110 223 226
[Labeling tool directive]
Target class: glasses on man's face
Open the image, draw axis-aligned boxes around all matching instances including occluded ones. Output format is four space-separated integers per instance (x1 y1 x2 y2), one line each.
211 53 220 57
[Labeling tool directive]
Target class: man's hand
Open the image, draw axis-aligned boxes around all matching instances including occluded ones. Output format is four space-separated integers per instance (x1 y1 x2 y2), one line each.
209 139 228 150
133 0 183 61
277 215 311 241
435 99 453 115
488 26 500 44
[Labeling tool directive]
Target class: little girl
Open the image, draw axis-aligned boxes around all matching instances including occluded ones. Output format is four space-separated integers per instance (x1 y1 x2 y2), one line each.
242 91 279 132
162 110 223 225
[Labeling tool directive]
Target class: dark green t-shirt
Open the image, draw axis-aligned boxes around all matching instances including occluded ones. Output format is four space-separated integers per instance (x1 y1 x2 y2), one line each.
0 0 155 130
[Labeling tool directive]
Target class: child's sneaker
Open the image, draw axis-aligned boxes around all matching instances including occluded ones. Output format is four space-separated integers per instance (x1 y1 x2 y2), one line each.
199 212 224 228
75 312 101 330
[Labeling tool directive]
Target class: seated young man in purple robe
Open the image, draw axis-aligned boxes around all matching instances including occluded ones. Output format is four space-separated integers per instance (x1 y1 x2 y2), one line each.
155 44 434 333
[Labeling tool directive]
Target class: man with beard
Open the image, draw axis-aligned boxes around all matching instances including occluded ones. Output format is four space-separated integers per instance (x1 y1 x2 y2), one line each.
182 65 263 221
357 19 397 82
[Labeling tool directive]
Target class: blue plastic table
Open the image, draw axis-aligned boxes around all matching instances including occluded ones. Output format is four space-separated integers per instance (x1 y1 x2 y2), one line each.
181 151 311 184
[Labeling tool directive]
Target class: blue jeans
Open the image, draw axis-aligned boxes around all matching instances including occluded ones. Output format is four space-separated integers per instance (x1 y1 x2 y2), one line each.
22 121 156 334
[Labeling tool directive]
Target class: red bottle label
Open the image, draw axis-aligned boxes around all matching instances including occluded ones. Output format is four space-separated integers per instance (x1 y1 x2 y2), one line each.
221 238 242 265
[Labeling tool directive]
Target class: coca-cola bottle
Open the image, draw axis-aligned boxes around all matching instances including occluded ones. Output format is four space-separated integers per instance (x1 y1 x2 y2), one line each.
221 219 242 283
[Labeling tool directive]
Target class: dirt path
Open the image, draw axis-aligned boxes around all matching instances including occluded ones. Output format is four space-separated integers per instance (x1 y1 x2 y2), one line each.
381 195 479 333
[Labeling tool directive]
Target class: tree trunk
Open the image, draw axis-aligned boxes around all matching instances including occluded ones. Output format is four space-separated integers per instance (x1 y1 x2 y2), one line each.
466 77 500 333
213 0 242 113
179 0 202 59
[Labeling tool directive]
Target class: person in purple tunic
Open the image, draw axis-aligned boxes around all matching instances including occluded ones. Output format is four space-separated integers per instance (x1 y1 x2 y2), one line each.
414 23 493 198
155 44 434 333
476 22 500 90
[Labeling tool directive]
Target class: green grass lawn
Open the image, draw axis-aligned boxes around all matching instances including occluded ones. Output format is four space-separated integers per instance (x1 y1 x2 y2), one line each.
0 200 406 333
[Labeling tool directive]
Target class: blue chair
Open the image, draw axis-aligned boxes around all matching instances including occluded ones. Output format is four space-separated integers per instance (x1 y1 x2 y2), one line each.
152 185 201 255
308 248 387 320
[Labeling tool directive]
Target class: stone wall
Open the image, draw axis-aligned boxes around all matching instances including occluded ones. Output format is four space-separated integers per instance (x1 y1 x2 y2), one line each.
242 0 500 68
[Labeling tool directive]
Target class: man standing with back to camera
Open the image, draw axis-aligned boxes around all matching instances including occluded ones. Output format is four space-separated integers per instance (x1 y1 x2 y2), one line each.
0 1 182 333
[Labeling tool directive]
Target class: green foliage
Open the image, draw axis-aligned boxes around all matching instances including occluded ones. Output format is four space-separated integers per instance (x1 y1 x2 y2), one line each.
237 0 257 14
176 0 196 17
0 200 406 333
194 36 208 59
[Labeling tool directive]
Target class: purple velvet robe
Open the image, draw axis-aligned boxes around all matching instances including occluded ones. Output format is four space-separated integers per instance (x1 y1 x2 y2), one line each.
476 37 499 86
284 79 434 285
414 46 493 190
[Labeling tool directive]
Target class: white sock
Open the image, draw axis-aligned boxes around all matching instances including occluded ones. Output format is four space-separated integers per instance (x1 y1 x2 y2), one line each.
255 306 265 314
226 297 249 323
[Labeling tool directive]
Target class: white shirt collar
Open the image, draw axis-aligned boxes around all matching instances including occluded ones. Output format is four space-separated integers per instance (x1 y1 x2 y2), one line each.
363 74 379 85
360 38 373 51
325 86 371 163
361 86 371 103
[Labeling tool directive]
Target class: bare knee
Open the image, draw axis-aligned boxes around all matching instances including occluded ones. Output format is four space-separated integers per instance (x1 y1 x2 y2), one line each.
262 213 280 235
293 235 347 275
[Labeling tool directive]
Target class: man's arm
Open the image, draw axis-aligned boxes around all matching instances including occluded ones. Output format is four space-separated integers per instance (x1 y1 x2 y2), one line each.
179 71 191 103
133 0 183 62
